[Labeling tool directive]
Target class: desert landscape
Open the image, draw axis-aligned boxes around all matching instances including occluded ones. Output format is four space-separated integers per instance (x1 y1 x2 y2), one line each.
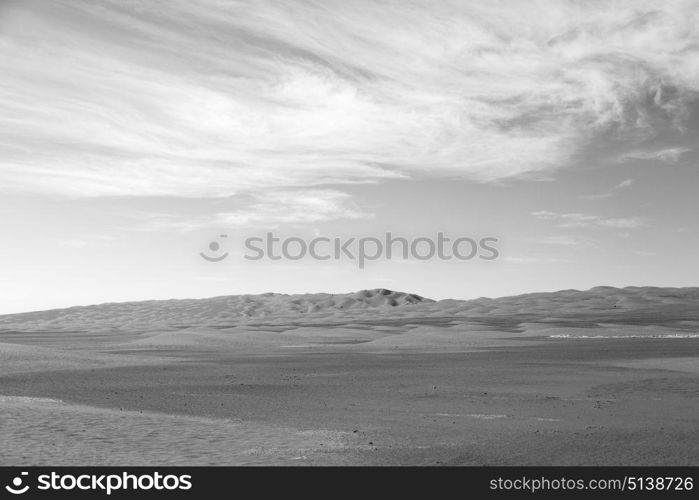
0 286 697 466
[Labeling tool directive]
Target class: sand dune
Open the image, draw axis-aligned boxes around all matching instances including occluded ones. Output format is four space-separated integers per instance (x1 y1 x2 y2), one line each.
0 288 433 332
1 286 698 333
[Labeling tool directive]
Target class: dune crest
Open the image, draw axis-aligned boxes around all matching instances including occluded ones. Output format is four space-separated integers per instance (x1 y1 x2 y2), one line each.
0 288 433 332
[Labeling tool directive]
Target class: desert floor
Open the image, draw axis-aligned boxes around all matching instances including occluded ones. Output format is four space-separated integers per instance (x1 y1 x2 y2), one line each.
1 309 698 465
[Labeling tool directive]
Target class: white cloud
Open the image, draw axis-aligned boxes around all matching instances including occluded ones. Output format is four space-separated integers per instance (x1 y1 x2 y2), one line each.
213 189 371 226
596 218 645 229
581 178 634 200
144 189 371 230
619 147 693 163
503 256 572 264
617 179 634 189
538 235 579 246
1 0 698 197
532 211 646 228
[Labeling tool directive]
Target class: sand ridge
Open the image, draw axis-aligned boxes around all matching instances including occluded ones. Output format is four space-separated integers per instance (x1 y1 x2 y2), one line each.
1 286 698 333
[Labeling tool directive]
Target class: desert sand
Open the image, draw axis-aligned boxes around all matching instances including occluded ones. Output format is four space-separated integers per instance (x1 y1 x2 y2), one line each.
0 287 698 465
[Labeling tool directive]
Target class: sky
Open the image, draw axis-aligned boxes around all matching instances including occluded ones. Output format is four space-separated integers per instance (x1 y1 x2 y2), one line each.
1 0 698 313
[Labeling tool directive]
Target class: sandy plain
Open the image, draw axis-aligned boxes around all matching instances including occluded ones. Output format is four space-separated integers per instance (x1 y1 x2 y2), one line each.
0 287 697 465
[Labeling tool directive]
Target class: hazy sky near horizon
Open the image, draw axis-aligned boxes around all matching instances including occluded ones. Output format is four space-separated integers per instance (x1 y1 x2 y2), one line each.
1 0 698 313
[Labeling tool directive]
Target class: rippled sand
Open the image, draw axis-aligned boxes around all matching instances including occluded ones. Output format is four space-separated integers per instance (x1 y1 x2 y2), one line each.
0 396 361 465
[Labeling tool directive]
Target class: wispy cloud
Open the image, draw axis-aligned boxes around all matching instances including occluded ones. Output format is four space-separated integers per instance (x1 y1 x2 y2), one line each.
143 189 370 230
617 179 634 189
581 178 634 200
503 256 573 264
1 1 698 198
532 211 646 229
212 189 371 226
618 147 693 163
538 235 579 246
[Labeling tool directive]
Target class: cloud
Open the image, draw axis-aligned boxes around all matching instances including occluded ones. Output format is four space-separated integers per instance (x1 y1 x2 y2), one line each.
581 178 634 199
532 211 646 228
144 189 371 230
503 256 572 264
617 179 634 189
213 189 371 226
618 147 693 163
538 235 579 246
1 0 699 197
